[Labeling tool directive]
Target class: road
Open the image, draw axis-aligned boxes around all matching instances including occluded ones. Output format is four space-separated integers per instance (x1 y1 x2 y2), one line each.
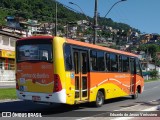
0 80 160 120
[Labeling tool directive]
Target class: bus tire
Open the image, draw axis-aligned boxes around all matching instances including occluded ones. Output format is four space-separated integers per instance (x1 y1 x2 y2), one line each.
131 89 138 99
95 90 104 107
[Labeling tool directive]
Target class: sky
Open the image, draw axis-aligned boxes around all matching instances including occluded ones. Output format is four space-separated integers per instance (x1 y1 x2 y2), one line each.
58 0 160 34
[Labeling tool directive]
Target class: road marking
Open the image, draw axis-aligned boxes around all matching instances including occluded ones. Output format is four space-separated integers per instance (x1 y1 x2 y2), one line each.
76 80 160 120
112 106 158 120
144 85 160 91
76 99 159 120
114 104 140 111
76 104 142 120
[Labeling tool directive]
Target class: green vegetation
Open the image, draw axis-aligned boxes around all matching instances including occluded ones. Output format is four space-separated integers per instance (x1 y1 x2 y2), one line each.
0 9 7 25
98 17 140 33
149 70 159 79
0 0 84 23
145 78 160 82
138 44 160 55
138 44 160 66
0 88 17 100
0 0 139 32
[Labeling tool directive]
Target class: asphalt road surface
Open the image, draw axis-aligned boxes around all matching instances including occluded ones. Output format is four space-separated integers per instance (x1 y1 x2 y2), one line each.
0 80 160 120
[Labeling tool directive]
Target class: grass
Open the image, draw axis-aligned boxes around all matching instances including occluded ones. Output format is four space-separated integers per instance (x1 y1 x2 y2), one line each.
0 88 17 100
145 78 160 82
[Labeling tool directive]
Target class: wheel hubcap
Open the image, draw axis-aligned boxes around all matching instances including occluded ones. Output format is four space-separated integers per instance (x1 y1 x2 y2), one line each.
97 93 103 105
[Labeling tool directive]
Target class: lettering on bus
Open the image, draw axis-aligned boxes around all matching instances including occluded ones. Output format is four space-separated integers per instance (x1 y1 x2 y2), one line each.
18 65 32 70
41 65 52 69
21 73 49 79
115 74 130 78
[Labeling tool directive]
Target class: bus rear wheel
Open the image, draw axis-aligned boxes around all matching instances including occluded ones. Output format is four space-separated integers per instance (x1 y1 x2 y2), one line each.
131 89 138 99
95 90 104 107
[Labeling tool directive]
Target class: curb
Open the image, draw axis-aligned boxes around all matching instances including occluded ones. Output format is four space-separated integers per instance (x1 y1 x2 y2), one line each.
0 99 20 103
0 81 15 83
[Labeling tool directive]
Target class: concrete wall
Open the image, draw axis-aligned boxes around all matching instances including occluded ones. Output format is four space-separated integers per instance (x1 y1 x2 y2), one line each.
0 70 15 81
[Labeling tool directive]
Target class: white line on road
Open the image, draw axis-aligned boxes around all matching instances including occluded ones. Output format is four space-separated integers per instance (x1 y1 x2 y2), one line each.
112 106 157 120
76 104 142 120
76 99 158 120
144 85 160 91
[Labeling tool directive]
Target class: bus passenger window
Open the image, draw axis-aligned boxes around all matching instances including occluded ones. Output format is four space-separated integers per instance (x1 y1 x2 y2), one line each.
82 53 87 74
64 45 72 71
136 59 142 76
122 56 129 72
74 52 79 74
118 55 122 72
97 51 105 71
90 50 105 71
110 54 118 72
90 50 97 71
130 58 136 74
105 53 110 71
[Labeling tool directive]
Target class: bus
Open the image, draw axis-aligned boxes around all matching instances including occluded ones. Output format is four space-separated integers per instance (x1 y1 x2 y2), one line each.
15 36 144 107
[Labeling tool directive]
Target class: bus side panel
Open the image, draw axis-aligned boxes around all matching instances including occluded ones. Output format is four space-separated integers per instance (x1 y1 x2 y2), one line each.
65 72 75 105
89 72 130 102
53 37 67 103
135 74 144 94
54 37 77 105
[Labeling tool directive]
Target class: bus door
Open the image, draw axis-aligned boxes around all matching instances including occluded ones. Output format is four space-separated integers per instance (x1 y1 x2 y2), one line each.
73 49 89 102
130 58 136 94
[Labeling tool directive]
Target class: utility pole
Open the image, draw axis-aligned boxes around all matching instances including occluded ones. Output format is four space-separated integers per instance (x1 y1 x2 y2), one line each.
69 0 126 44
146 47 149 80
55 0 57 36
93 0 98 44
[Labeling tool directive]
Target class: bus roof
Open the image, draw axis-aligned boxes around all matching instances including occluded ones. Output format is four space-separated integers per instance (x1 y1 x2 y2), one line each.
17 35 53 41
66 38 138 57
17 36 137 57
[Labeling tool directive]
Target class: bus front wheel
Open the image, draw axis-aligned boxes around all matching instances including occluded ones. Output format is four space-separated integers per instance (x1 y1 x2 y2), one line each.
131 89 138 99
95 90 104 107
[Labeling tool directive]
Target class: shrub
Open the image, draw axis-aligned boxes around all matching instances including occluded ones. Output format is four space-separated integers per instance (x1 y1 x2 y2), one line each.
149 70 158 79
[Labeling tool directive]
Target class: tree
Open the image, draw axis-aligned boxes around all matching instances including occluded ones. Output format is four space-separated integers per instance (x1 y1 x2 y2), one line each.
138 44 160 56
0 0 140 35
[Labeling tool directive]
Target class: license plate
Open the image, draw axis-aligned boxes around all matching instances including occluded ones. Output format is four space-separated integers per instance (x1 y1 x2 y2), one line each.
32 96 41 101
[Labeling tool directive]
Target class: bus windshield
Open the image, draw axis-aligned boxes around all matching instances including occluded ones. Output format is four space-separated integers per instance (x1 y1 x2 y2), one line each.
16 39 53 62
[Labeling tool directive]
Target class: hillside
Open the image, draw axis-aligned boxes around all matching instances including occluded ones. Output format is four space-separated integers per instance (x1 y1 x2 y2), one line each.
0 0 139 32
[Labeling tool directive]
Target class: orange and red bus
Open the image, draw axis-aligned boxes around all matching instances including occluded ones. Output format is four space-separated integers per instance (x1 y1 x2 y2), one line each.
15 36 144 107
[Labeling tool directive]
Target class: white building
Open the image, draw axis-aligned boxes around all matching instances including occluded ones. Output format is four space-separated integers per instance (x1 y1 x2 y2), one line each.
0 30 18 82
